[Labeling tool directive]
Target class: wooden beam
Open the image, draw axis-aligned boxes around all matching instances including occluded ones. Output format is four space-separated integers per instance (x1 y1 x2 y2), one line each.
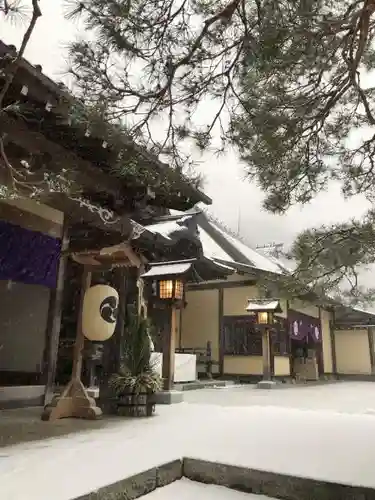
0 201 62 238
43 217 70 406
1 113 123 199
0 40 71 110
43 193 132 235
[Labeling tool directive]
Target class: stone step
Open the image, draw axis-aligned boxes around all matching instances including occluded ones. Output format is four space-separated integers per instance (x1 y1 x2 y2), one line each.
141 478 275 499
73 457 375 500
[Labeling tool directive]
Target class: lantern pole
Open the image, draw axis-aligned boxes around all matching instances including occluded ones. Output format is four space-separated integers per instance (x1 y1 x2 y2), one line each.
246 300 281 388
262 326 272 381
42 266 102 421
163 304 177 390
72 267 92 380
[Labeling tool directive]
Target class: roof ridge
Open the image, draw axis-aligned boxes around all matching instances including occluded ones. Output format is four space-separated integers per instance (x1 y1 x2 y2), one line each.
203 210 289 274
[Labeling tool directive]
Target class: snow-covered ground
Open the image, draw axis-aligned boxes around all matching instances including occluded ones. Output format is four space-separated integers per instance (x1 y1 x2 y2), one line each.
182 380 375 413
2 382 375 500
142 478 276 500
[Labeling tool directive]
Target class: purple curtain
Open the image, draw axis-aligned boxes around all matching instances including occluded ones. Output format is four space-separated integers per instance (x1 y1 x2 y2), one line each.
288 309 322 343
0 220 61 288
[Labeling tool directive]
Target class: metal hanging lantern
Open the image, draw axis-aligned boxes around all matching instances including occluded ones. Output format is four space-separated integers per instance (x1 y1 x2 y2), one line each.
156 278 185 301
141 260 193 308
246 299 282 326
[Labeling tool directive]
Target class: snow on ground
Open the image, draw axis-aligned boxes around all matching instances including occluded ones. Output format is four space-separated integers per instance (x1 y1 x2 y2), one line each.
182 380 375 413
2 383 375 500
141 478 276 500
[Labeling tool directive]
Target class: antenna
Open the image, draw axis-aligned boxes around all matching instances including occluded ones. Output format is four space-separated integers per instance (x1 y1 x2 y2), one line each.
237 207 241 235
256 242 284 258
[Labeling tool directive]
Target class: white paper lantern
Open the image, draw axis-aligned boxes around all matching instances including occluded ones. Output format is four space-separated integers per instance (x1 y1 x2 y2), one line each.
82 285 119 341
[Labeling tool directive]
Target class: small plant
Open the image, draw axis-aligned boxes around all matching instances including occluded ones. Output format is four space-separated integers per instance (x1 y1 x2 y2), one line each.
110 369 161 395
109 310 162 396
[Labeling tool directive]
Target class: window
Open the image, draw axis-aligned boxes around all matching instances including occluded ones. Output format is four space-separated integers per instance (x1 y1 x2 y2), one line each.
271 317 290 356
222 315 290 356
223 316 262 355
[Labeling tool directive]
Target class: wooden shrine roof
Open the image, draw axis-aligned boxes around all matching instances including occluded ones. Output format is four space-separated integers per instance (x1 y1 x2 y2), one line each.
0 40 211 220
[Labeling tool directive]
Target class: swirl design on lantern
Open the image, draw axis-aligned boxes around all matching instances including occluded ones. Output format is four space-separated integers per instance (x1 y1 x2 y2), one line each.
99 296 118 323
82 285 119 341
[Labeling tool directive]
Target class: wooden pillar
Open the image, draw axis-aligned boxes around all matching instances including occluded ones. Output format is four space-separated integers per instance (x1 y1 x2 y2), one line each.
206 340 213 379
99 267 127 413
286 300 294 378
71 268 92 380
107 267 127 373
317 307 324 376
262 328 271 380
270 330 275 378
163 305 177 390
368 327 375 373
178 308 183 349
43 218 69 406
117 268 127 361
329 309 337 376
218 288 224 376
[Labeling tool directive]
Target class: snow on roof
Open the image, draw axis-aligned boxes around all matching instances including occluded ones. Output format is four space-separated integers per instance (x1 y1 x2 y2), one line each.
246 299 282 312
210 221 284 275
144 220 177 241
141 261 193 278
145 210 287 276
198 227 234 262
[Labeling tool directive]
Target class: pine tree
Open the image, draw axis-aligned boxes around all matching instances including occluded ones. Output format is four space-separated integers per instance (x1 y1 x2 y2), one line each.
8 0 375 304
66 0 375 305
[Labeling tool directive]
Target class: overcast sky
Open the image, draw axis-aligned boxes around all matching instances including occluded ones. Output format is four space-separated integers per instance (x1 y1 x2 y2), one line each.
0 0 371 251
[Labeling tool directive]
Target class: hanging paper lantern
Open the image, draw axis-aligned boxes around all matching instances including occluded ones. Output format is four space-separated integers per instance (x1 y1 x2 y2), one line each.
82 285 119 341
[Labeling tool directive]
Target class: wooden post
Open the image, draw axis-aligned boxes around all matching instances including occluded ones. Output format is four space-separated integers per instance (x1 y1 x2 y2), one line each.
71 268 92 380
99 267 127 414
42 266 102 421
163 305 177 390
368 327 375 374
329 309 337 376
286 300 295 379
206 340 213 379
269 330 275 378
117 268 127 362
262 328 271 380
316 307 324 377
218 288 224 376
178 308 183 349
43 218 69 406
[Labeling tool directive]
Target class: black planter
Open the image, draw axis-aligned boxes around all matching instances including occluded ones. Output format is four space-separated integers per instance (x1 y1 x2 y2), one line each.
115 392 155 417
